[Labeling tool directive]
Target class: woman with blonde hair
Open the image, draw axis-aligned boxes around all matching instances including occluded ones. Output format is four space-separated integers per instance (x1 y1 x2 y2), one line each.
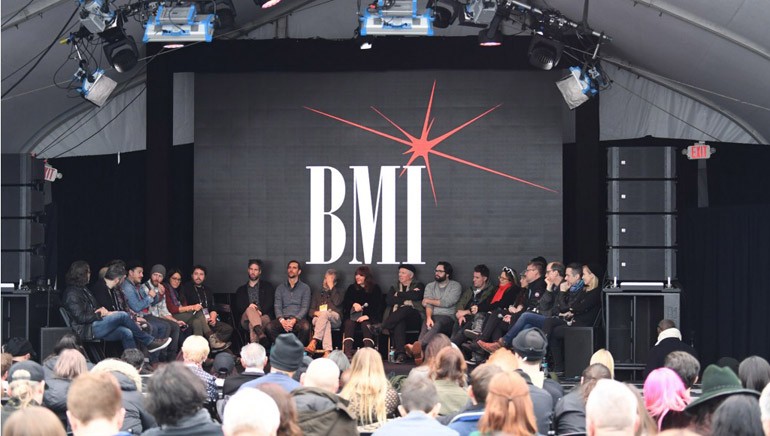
2 361 46 422
43 349 88 428
339 347 399 431
590 348 615 378
431 346 470 416
91 358 156 434
474 371 537 435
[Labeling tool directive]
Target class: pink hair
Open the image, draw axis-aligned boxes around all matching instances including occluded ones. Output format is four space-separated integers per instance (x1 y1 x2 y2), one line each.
643 367 691 430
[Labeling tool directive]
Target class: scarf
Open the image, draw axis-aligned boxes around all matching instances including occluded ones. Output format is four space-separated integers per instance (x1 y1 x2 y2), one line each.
568 279 585 293
655 327 682 345
490 283 512 304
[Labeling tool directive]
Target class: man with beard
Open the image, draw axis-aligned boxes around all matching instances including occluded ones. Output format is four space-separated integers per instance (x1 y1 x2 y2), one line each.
266 260 312 345
121 261 174 360
143 264 184 359
180 265 233 349
233 259 276 344
405 261 462 364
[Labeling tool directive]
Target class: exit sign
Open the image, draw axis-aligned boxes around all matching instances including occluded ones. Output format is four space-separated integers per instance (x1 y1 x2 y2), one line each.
684 142 714 160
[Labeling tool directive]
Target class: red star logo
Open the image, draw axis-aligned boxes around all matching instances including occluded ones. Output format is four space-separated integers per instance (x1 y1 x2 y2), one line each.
304 80 558 204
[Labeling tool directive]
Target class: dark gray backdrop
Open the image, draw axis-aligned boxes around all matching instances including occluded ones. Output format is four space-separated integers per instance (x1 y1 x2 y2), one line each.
194 70 563 293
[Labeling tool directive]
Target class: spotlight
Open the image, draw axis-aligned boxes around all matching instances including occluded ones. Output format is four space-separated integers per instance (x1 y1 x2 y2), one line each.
79 0 114 34
198 0 236 31
102 36 138 73
528 34 564 70
477 27 501 46
75 68 117 107
555 66 597 109
431 2 455 28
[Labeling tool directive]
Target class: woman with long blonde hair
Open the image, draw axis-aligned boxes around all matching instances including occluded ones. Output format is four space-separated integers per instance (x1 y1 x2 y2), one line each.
339 347 399 430
475 371 537 436
43 349 88 428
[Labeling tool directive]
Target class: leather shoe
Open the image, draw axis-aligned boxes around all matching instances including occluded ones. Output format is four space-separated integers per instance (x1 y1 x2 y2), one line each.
395 353 406 364
304 339 317 354
411 341 423 365
463 329 481 341
367 323 383 336
478 340 501 354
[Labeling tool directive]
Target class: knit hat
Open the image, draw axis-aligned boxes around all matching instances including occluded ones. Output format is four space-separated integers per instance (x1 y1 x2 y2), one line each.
3 337 36 359
399 264 416 274
511 328 548 361
270 334 304 372
150 264 166 278
8 360 45 383
685 364 759 410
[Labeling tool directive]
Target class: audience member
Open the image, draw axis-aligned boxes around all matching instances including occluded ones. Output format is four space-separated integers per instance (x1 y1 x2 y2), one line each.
2 361 46 422
643 367 690 431
42 332 91 372
1 352 12 395
43 349 88 429
373 375 458 435
121 348 150 375
241 333 303 392
306 268 345 357
2 406 66 436
664 351 700 390
448 363 503 436
222 388 280 436
213 352 237 383
626 383 656 436
760 383 770 436
328 349 351 373
91 358 157 433
716 356 740 375
66 372 126 436
585 379 639 436
144 362 224 435
710 394 764 436
266 260 312 345
406 261 462 365
182 335 218 402
475 371 538 436
292 358 357 435
223 343 267 396
485 348 518 373
3 337 36 362
180 264 233 348
552 363 612 435
378 264 426 363
431 346 470 417
409 333 452 378
684 364 760 434
739 355 770 392
340 347 400 431
644 319 697 378
258 383 302 436
342 265 383 358
590 348 615 379
233 259 276 345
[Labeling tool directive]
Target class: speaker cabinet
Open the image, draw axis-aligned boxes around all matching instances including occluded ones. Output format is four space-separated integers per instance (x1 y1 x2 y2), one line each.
40 327 73 361
1 292 53 358
608 180 676 213
608 146 675 179
608 248 676 281
564 327 595 378
608 215 676 247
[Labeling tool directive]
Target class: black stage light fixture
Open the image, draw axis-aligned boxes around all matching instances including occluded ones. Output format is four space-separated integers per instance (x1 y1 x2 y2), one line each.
477 10 503 46
528 34 564 70
198 0 236 31
433 5 453 28
103 35 138 73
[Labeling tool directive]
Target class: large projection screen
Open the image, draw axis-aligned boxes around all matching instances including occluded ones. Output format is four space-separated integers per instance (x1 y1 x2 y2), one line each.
194 70 563 292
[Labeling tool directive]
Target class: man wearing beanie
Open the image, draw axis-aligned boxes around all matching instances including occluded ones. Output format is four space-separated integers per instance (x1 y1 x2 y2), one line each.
142 264 183 360
240 333 303 392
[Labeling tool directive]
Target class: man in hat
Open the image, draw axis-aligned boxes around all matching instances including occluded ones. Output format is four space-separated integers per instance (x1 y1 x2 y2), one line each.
586 379 639 436
240 333 304 392
3 337 36 363
376 264 425 364
2 360 46 422
511 328 563 435
644 319 698 378
684 364 761 434
143 263 184 360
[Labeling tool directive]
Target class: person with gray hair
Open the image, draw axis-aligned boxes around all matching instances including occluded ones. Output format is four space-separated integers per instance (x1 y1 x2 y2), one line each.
760 383 770 436
292 358 357 436
306 269 345 357
223 343 267 396
223 389 280 436
586 379 639 436
372 375 458 435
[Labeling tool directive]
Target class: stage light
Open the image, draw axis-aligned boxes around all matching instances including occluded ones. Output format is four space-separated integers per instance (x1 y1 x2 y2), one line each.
198 0 236 31
556 66 596 110
79 0 114 34
359 0 434 36
101 19 139 73
431 3 454 28
477 27 501 46
143 5 215 43
76 68 117 107
528 34 564 70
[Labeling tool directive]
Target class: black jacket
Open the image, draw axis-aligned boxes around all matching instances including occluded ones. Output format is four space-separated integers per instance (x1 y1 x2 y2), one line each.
552 389 586 435
233 279 276 323
181 282 215 311
644 336 698 378
383 280 426 320
342 283 384 323
62 285 102 340
292 387 358 436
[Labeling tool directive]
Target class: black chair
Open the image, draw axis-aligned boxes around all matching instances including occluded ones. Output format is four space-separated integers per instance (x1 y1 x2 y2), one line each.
58 307 107 363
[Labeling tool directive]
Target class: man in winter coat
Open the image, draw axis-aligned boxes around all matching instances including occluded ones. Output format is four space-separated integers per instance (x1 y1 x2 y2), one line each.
292 358 357 436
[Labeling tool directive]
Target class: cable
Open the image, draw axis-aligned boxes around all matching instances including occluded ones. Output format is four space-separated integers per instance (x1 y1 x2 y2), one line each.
1 7 79 98
1 0 35 24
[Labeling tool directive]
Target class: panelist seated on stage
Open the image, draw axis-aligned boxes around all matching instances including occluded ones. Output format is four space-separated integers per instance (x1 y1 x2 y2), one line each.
180 265 234 350
233 259 275 345
450 264 495 349
376 264 425 364
163 267 212 339
341 266 383 359
306 268 346 357
266 260 312 345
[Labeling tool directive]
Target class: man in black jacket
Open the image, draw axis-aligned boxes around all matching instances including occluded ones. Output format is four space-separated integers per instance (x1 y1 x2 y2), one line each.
222 343 267 396
232 259 275 344
377 264 425 364
292 358 357 436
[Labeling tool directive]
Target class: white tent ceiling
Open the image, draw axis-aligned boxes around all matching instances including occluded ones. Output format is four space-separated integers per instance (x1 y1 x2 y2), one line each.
2 0 768 158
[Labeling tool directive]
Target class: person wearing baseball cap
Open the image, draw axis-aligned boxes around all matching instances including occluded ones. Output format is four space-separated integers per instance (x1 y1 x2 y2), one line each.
3 337 36 362
2 360 46 422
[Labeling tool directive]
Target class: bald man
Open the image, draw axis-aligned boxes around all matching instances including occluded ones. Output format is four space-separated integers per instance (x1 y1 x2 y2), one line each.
586 379 640 436
292 358 357 435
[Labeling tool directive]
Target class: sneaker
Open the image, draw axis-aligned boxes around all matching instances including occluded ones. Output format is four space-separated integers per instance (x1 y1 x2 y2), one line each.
147 337 172 353
395 353 406 364
463 329 481 341
209 336 229 350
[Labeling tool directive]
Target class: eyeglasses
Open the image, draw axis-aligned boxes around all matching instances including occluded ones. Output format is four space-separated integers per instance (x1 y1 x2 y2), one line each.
434 269 446 273
169 276 182 282
525 268 537 273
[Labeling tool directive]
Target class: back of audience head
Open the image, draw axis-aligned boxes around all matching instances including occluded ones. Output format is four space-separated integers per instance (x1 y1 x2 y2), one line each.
301 358 340 393
241 343 267 370
341 347 390 424
2 352 14 379
3 406 66 436
590 349 615 379
710 394 764 436
580 363 612 403
469 364 503 406
223 389 280 436
182 335 210 365
120 348 145 372
4 337 36 362
586 379 639 436
684 363 760 434
643 367 690 430
486 348 519 372
739 355 770 392
91 358 142 392
399 375 440 416
478 371 537 435
626 383 656 436
66 372 124 435
145 362 208 427
50 332 87 360
760 384 770 436
7 360 46 407
716 356 740 376
327 349 350 373
664 351 700 389
431 346 467 387
423 333 451 367
258 383 302 436
53 348 88 379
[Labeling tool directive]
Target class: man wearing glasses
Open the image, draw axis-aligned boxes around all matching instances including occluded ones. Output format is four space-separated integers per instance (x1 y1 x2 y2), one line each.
405 261 462 364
